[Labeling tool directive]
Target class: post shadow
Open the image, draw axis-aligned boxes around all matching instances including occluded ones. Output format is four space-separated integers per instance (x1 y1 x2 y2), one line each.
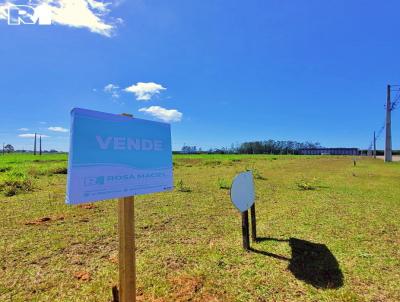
250 237 344 289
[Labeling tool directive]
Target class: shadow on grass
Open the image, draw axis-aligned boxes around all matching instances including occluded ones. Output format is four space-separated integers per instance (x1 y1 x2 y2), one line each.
250 237 343 289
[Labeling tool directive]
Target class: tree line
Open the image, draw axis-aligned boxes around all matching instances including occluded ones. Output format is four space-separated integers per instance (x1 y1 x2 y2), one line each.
1 144 61 154
235 140 322 154
179 140 323 154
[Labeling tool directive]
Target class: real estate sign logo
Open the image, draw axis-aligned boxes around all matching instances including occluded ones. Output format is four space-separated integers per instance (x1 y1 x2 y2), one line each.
66 108 173 204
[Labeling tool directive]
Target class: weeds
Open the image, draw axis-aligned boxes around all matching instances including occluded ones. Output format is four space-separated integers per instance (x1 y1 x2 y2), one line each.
176 179 191 192
27 166 44 178
217 178 230 190
0 171 34 196
296 177 319 191
0 166 11 173
246 166 266 180
50 166 68 174
203 160 222 167
27 165 67 177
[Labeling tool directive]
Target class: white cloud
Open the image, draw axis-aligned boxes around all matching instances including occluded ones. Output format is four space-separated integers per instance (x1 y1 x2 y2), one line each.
19 133 50 138
104 83 120 98
18 128 29 131
139 106 182 122
104 83 118 91
0 0 121 37
48 126 69 132
0 2 10 20
125 82 166 101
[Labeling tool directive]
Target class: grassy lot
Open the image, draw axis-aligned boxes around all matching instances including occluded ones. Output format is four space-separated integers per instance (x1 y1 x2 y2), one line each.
0 154 399 302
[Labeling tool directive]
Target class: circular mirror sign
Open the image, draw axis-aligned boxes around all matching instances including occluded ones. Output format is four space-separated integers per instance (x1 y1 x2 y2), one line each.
230 171 255 212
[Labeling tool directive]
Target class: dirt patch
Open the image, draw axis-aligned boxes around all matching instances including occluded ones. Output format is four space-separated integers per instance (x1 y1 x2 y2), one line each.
64 237 117 265
109 252 118 264
165 275 226 301
24 216 64 225
164 256 187 270
169 275 203 302
78 204 96 210
73 271 90 281
175 158 204 166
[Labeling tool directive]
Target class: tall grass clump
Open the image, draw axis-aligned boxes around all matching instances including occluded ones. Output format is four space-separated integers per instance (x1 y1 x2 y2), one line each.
0 170 34 196
203 160 222 167
176 179 191 192
296 177 320 191
49 165 68 175
0 166 11 173
27 164 67 178
246 166 266 180
217 178 230 190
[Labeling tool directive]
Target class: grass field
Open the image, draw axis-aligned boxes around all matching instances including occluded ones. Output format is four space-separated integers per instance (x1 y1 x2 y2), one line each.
0 154 399 302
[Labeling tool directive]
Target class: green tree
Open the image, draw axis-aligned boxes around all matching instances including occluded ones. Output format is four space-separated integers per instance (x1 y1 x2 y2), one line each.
4 144 14 153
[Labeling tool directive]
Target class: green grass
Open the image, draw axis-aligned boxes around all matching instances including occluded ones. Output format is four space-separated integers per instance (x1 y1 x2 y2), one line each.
0 153 399 301
0 153 67 196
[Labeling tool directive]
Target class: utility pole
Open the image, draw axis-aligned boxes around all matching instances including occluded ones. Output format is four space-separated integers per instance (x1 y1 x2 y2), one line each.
385 85 392 162
39 135 42 156
34 133 37 156
373 131 376 159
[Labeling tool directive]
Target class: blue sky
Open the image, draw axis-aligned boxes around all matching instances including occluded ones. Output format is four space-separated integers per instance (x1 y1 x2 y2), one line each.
1 0 400 151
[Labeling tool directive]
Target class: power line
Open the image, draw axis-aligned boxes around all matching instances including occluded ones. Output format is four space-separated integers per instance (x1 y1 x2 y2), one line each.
368 120 385 151
390 90 400 111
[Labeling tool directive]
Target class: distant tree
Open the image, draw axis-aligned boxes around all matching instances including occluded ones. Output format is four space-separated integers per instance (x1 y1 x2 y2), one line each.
4 144 14 153
181 145 197 154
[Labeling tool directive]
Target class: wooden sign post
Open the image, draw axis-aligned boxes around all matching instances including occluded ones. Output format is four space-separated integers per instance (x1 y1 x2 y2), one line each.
118 196 136 302
118 113 136 302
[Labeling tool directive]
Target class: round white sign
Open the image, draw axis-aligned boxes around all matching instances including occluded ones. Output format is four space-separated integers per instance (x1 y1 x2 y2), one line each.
230 171 255 212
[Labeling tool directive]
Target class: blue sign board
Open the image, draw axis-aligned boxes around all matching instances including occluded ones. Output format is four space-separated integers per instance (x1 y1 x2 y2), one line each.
66 108 173 204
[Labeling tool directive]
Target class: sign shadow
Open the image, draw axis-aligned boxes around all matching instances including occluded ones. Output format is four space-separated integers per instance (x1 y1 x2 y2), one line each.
250 237 344 289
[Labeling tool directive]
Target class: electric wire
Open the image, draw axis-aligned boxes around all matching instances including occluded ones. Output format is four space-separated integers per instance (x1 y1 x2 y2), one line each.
367 88 400 151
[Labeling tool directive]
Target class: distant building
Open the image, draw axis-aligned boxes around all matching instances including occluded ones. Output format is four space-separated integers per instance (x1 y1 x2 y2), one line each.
299 148 359 156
